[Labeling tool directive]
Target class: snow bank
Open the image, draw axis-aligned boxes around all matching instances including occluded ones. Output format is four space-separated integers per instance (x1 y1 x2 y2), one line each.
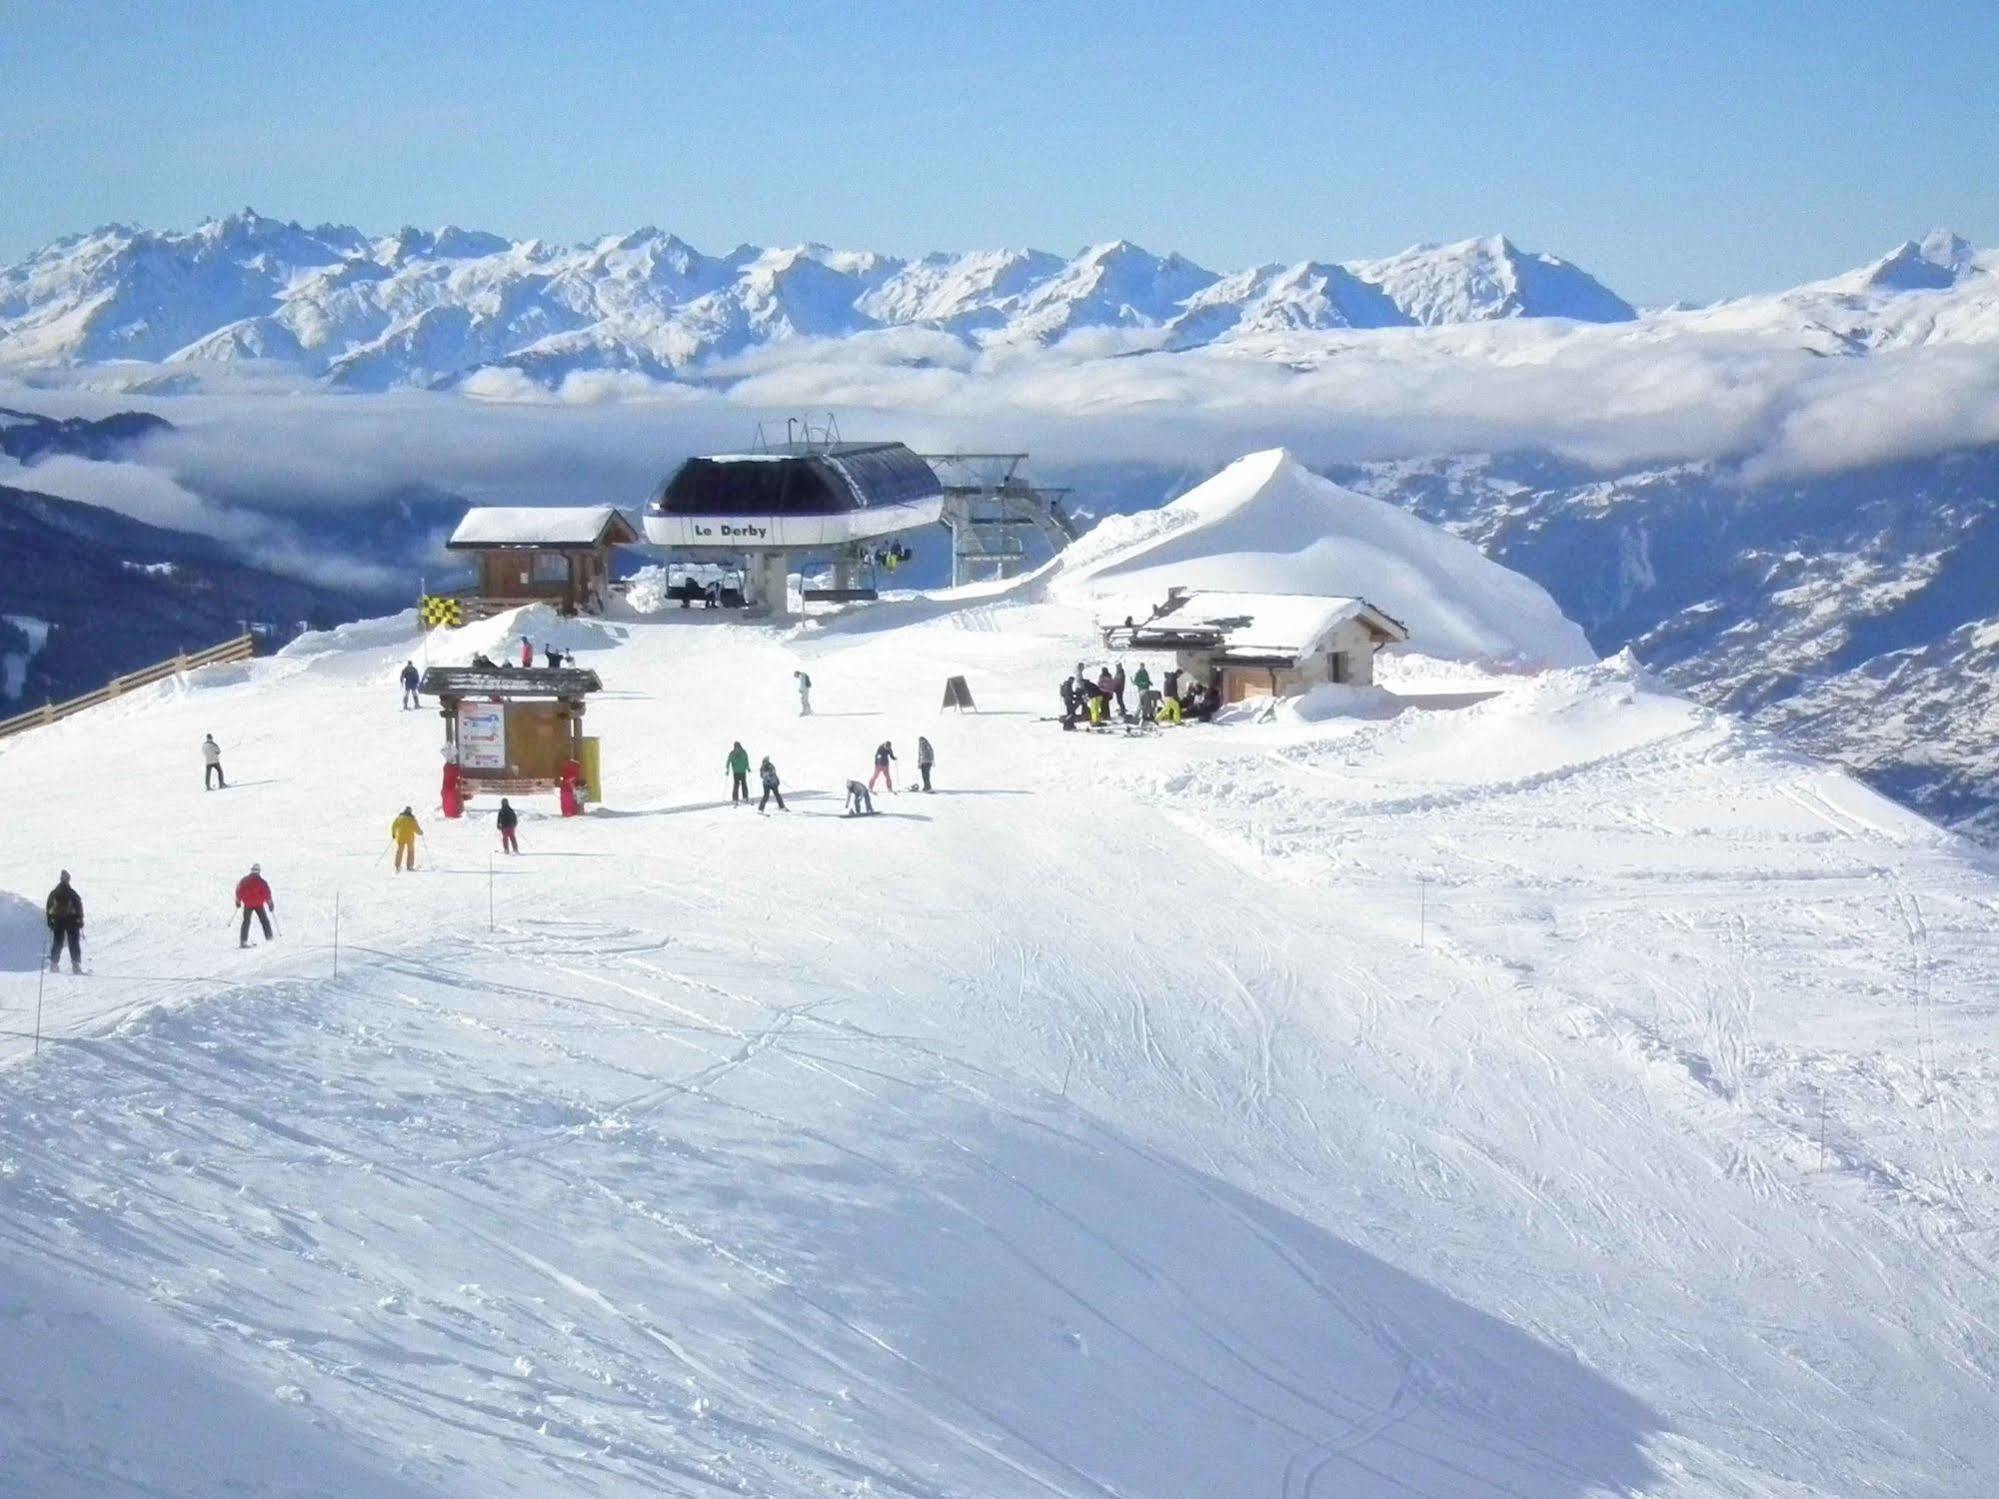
427 604 626 664
278 609 423 661
0 890 43 971
1267 682 1402 723
1056 449 1596 669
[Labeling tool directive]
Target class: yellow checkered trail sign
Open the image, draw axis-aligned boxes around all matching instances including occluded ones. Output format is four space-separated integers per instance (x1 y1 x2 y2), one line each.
420 596 463 629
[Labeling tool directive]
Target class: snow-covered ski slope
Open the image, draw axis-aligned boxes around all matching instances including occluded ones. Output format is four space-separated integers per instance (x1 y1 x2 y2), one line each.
3 527 1998 1495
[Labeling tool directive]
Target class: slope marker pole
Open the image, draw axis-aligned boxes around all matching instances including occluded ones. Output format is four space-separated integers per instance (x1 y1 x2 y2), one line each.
333 890 341 980
33 961 46 1056
488 855 495 933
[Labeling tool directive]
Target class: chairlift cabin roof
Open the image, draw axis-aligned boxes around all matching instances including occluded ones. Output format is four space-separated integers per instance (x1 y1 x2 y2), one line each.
643 440 945 549
447 506 639 550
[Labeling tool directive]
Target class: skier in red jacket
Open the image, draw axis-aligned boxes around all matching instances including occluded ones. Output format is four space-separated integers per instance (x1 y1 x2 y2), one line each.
235 864 276 948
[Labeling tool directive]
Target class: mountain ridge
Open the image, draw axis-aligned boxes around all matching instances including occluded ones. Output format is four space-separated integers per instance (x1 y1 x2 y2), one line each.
0 211 1647 388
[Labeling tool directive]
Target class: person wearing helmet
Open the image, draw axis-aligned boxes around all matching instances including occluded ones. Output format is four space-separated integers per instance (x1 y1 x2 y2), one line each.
235 864 275 947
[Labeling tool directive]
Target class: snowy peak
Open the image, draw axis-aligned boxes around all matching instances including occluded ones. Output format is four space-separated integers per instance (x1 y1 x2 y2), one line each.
1168 260 1412 343
1348 234 1637 325
1056 447 1596 668
1850 229 1981 292
1000 240 1220 342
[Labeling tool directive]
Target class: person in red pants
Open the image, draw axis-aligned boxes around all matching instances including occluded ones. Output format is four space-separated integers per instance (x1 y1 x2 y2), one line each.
235 863 276 947
497 797 520 853
869 740 896 793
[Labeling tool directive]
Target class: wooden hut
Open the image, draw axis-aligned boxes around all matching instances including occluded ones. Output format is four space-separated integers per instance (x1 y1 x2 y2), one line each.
1105 588 1409 701
420 665 603 802
445 506 639 618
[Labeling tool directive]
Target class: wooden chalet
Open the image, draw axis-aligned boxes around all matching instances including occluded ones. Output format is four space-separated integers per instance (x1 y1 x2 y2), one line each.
1104 587 1409 701
445 506 639 618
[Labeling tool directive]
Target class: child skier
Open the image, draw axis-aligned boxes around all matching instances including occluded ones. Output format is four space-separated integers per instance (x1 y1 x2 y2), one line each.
497 797 520 854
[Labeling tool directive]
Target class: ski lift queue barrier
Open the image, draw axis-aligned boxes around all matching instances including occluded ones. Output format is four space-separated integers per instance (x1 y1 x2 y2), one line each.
0 633 257 742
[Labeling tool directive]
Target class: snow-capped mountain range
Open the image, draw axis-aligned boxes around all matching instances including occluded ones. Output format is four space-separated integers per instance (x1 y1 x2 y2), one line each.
0 211 1652 388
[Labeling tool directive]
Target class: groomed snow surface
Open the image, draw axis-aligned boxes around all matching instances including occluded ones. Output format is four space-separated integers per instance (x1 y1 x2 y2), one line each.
2 583 1998 1494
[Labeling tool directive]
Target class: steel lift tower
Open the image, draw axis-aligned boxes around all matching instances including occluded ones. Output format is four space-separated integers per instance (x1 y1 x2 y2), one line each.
924 453 1079 587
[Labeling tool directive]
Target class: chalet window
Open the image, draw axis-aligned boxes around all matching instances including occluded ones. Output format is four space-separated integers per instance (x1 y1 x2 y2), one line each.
531 552 569 584
1329 651 1350 684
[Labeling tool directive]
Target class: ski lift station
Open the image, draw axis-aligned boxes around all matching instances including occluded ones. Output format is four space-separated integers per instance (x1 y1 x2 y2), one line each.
640 420 1077 614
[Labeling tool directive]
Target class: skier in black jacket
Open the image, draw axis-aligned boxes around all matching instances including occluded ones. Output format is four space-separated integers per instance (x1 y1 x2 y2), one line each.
400 661 421 709
45 871 83 974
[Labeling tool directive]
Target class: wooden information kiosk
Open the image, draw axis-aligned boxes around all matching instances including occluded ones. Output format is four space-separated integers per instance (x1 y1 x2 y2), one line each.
420 665 603 815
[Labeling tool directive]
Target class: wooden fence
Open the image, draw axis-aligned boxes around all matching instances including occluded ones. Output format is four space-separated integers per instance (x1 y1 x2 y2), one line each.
0 633 257 742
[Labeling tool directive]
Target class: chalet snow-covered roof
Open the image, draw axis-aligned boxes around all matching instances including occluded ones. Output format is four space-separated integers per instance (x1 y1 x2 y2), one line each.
447 506 639 550
1156 589 1408 658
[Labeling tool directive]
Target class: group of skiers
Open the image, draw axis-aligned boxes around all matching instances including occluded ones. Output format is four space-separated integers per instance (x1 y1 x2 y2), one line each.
455 640 570 677
871 541 914 575
726 735 935 817
1060 660 1217 729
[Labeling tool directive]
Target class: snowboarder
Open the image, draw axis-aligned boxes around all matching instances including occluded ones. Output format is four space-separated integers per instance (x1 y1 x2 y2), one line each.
757 756 787 813
726 741 751 804
1112 661 1128 719
519 636 533 668
916 735 935 792
44 870 82 974
845 779 875 816
870 740 896 793
400 660 421 709
391 807 423 871
497 797 520 854
202 733 226 789
235 863 275 947
1059 675 1079 729
794 669 813 716
1157 692 1182 726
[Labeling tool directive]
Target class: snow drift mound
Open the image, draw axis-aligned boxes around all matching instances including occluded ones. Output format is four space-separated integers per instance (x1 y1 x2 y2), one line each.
0 890 45 972
1055 449 1595 668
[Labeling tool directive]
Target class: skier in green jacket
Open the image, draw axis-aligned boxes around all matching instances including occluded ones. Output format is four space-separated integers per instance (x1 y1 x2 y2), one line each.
726 742 751 805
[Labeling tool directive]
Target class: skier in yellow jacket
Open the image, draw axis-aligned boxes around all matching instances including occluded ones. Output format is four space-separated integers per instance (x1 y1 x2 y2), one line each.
390 807 423 871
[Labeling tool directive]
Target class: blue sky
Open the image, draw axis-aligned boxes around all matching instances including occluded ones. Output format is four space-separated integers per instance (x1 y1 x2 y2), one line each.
2 0 1994 304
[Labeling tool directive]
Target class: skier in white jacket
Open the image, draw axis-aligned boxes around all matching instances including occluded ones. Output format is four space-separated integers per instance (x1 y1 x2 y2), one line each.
202 733 225 790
